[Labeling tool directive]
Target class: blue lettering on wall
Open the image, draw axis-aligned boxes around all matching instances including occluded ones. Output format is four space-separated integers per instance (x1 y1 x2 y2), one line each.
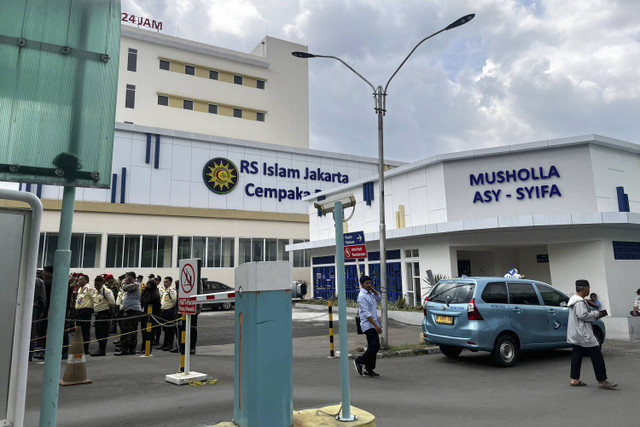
469 165 562 204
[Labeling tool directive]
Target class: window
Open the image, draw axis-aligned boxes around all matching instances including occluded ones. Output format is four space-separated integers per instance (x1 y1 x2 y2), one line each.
278 239 289 262
613 241 640 260
185 64 195 75
208 104 218 114
507 283 540 305
125 84 135 109
183 99 194 110
233 108 242 118
238 238 290 265
141 236 173 268
106 234 172 268
481 282 508 304
536 284 569 307
209 70 219 80
38 233 100 268
256 79 265 89
293 239 310 267
106 235 140 268
178 236 234 268
256 112 265 122
233 75 243 85
159 59 170 70
265 239 277 262
429 282 475 304
157 95 169 106
127 48 137 72
405 249 419 258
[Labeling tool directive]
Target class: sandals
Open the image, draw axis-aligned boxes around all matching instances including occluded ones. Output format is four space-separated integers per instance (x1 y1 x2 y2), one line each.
570 380 587 387
598 381 618 390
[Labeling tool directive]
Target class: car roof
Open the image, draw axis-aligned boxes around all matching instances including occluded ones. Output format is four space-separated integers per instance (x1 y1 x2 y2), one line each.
439 277 550 285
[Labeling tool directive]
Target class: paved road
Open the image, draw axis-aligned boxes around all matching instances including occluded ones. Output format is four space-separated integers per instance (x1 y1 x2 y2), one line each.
24 306 639 426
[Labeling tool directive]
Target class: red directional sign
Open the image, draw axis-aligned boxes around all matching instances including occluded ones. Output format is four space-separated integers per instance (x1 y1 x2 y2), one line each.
344 244 367 259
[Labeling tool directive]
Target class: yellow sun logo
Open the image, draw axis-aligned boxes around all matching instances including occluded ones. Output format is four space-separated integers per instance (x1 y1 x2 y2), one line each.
202 158 238 194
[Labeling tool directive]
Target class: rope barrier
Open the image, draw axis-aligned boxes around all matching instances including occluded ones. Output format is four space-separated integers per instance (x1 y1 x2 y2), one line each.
29 317 180 353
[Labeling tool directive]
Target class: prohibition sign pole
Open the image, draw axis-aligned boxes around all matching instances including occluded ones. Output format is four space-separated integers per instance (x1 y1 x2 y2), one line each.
166 259 206 385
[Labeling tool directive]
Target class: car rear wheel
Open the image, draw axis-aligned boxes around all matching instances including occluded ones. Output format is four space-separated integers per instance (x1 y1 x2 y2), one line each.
439 345 463 358
221 302 233 311
492 335 519 367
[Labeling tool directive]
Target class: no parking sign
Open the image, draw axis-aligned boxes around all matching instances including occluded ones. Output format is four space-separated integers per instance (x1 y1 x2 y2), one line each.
178 259 199 314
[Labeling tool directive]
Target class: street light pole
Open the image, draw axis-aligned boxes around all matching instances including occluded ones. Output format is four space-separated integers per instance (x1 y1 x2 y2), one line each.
293 13 474 348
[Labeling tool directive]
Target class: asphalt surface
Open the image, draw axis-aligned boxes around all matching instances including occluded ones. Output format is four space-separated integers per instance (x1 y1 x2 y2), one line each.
24 305 640 426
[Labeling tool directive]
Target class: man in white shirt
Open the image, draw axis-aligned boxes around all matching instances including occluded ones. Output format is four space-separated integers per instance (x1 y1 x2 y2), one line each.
353 275 382 377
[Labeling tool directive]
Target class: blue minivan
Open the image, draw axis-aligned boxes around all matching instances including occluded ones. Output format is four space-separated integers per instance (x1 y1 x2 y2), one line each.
422 277 606 367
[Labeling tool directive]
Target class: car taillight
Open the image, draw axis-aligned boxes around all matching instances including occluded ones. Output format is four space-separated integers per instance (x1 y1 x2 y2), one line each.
423 296 429 316
467 298 483 320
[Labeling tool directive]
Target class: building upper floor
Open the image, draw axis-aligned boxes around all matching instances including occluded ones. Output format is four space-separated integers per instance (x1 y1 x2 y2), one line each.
116 26 310 148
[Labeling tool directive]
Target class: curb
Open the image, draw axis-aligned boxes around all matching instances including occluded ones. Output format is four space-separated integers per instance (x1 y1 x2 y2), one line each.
342 345 441 359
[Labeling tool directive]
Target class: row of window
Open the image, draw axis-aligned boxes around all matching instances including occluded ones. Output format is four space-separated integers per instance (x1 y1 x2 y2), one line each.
158 58 266 89
126 48 266 90
37 233 310 269
157 95 265 121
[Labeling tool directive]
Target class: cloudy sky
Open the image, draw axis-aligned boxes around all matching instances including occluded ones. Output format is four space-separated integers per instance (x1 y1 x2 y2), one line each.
126 0 640 162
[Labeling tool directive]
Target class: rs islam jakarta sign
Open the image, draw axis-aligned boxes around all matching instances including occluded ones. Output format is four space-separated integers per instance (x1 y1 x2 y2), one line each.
202 158 350 202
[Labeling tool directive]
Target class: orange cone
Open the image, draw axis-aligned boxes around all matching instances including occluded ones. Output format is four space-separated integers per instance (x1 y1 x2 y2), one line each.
60 327 93 386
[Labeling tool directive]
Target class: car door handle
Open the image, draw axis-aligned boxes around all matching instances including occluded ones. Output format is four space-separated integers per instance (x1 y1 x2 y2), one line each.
512 307 522 313
548 309 556 315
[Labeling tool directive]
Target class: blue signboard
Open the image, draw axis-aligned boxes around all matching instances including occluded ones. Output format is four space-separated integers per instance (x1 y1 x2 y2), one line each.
344 231 365 246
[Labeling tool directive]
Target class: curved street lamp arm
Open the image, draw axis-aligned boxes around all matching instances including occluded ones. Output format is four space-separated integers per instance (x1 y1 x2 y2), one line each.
383 27 446 94
315 54 377 93
384 13 474 94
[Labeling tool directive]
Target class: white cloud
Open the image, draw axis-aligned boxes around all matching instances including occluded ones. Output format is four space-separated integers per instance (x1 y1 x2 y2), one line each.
121 0 640 162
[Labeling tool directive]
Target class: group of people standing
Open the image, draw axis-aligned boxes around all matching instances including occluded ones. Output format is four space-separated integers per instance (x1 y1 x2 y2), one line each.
31 267 195 360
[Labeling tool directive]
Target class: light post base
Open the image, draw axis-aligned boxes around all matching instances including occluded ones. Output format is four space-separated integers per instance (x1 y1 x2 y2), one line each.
336 414 358 422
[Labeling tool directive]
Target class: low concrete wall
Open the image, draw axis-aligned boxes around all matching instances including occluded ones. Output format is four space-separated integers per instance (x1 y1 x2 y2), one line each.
296 302 424 325
603 317 631 340
628 316 640 340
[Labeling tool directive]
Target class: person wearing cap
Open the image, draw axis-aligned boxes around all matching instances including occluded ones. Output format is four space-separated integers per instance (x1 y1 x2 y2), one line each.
90 276 115 357
567 279 617 389
631 288 640 316
159 276 178 351
74 274 94 355
353 275 382 378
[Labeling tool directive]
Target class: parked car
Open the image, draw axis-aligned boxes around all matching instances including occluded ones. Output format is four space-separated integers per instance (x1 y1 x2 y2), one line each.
422 277 606 367
201 280 235 311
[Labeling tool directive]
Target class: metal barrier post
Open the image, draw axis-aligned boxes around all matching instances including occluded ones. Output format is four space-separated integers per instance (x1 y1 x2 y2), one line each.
328 300 335 358
179 314 186 373
144 305 152 357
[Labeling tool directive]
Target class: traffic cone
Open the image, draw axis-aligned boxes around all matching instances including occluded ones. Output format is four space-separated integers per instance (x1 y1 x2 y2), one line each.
60 327 93 386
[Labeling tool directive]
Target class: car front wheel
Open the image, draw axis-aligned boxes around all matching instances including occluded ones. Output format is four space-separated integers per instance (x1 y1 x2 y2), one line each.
221 302 233 310
492 335 519 367
439 344 463 358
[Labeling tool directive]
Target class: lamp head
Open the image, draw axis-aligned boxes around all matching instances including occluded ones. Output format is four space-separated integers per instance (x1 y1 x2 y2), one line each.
292 51 316 58
445 13 475 31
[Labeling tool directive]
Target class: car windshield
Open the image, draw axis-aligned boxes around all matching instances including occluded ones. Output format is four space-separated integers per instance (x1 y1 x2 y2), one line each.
429 282 475 304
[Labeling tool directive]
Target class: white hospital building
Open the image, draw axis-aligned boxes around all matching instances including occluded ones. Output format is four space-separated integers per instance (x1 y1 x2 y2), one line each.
3 26 639 339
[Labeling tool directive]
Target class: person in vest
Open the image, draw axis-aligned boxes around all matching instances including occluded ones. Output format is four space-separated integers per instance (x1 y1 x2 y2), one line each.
90 276 115 357
159 276 177 351
74 274 94 355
